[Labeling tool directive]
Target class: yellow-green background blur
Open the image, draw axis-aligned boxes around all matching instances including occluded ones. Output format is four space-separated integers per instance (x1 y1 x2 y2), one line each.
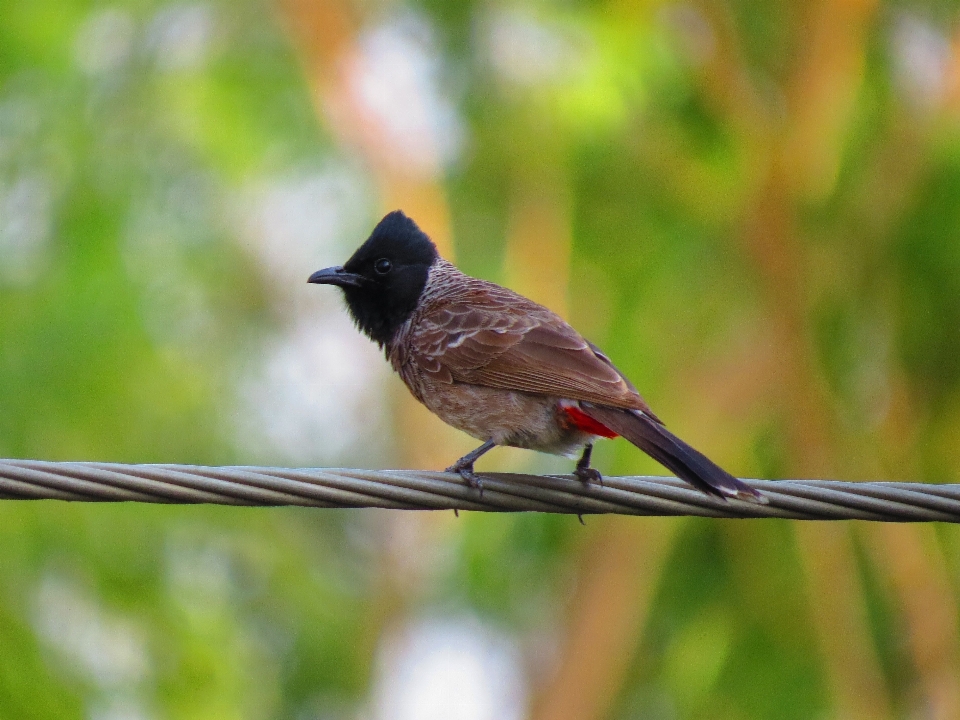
3 0 960 718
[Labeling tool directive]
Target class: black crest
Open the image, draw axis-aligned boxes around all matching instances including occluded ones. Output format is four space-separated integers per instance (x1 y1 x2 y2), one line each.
334 211 438 347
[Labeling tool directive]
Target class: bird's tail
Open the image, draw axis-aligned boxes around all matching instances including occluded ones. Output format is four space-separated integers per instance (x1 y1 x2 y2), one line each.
579 403 766 504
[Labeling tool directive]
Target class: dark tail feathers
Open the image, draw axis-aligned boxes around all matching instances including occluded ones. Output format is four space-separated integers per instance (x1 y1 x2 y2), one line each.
580 403 766 504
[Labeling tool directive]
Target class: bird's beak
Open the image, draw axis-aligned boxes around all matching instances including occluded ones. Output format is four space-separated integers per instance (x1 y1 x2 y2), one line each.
308 266 367 289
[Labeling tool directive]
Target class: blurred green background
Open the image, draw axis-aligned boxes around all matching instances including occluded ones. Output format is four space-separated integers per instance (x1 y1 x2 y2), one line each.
3 0 960 718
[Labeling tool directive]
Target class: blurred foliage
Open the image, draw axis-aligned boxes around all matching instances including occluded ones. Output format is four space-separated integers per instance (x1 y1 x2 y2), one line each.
4 0 960 719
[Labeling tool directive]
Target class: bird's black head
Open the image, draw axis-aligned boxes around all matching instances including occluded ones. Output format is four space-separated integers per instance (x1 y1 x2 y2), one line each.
308 211 439 347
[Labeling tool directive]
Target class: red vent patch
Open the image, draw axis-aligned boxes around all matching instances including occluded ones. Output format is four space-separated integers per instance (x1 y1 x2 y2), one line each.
562 405 618 438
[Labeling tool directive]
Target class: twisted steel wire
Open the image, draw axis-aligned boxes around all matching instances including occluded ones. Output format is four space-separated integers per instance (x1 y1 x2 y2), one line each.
1 459 959 521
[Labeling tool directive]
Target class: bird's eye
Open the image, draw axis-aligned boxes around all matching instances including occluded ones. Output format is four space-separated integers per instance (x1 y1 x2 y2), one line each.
374 258 393 275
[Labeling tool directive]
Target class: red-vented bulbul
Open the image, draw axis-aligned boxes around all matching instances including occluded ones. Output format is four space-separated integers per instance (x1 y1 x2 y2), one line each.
309 211 764 503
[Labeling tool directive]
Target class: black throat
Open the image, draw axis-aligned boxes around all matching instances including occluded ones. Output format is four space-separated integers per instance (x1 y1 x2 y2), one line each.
341 268 431 348
337 211 439 348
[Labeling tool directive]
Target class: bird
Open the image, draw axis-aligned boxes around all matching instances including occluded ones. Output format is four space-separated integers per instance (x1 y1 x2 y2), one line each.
309 210 764 503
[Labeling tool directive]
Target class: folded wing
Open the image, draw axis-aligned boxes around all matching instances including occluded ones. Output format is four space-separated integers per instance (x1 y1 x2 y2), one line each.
409 281 656 413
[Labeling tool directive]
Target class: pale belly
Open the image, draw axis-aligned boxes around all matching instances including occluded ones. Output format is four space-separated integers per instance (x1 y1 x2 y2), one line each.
416 378 594 457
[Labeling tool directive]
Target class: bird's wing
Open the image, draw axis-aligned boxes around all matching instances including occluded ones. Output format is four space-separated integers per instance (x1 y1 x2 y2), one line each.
409 284 657 413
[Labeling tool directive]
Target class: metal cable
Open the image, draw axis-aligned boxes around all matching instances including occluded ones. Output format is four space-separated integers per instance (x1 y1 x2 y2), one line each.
1 460 959 521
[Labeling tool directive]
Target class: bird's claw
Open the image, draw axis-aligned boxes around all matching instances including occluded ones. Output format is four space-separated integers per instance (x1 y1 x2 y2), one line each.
446 463 484 496
574 466 603 485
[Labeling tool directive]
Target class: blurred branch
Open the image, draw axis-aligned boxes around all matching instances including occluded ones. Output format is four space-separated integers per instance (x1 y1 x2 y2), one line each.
504 170 573 320
723 1 889 715
530 517 680 720
782 0 879 200
2 461 960 521
796 523 893 719
277 0 455 257
866 524 960 718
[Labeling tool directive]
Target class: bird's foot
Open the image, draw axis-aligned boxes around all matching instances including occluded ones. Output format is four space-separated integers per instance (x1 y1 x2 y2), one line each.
445 440 496 497
573 443 602 486
446 461 484 496
574 466 603 485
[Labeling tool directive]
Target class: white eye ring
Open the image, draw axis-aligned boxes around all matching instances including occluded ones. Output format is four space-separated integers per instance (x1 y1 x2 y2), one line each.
374 258 392 275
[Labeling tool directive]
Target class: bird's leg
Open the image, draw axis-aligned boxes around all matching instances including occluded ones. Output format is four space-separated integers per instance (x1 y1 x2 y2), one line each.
574 443 603 485
446 439 497 493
